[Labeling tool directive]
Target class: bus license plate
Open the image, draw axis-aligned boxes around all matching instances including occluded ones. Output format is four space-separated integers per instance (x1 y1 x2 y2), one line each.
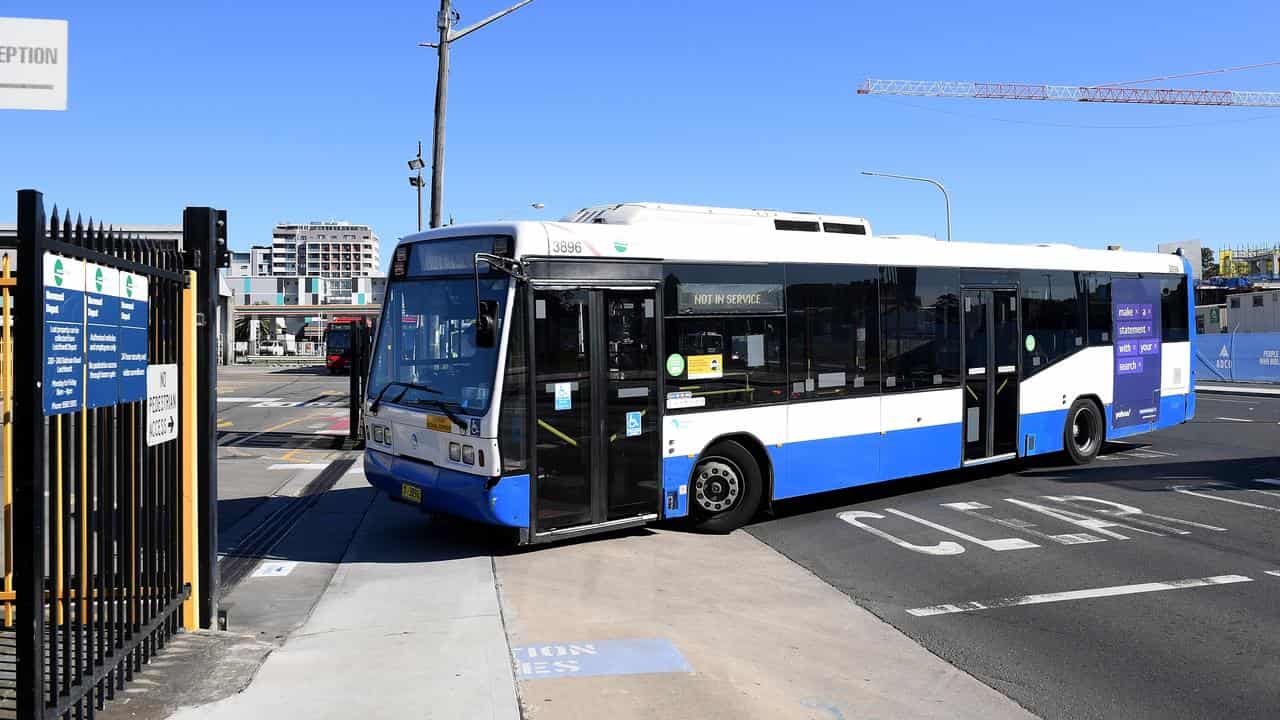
401 483 422 504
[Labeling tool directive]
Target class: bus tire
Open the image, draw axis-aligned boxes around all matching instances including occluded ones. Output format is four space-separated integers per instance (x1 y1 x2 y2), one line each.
1063 398 1104 465
690 440 762 533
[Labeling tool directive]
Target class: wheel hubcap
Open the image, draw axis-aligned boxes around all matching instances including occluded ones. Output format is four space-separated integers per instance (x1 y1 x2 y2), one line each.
694 459 741 514
1073 409 1095 452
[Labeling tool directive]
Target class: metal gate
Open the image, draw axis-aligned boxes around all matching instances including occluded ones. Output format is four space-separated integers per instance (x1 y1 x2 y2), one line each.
8 189 223 720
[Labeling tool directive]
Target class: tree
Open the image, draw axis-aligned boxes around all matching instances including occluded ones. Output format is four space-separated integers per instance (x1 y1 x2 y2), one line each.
1201 247 1219 279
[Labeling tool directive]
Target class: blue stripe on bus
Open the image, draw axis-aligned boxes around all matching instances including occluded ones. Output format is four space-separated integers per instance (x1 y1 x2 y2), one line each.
661 455 693 519
772 431 880 499
363 449 530 528
879 422 962 480
1019 408 1069 457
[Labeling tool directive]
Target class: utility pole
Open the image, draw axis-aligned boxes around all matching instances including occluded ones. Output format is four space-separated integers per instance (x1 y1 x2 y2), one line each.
420 0 535 228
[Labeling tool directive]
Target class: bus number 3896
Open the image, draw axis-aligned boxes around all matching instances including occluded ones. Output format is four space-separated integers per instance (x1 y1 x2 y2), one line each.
551 240 583 254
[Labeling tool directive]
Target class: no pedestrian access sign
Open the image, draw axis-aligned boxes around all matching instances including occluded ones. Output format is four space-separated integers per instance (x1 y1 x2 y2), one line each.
146 363 179 446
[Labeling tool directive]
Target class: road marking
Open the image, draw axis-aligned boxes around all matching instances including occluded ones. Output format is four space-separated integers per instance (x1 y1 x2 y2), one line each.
511 639 691 679
217 397 279 403
1265 571 1280 578
884 508 1039 551
1215 417 1253 422
268 463 331 470
906 575 1253 617
251 560 298 578
217 419 233 428
1171 484 1280 513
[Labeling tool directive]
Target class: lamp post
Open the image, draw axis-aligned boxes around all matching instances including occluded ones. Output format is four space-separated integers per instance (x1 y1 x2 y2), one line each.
408 140 425 232
861 170 952 242
419 0 536 228
497 202 545 220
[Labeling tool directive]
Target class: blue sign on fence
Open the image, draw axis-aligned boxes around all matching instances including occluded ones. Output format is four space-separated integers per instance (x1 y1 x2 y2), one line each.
625 410 642 437
85 263 121 409
43 252 85 415
118 270 149 403
1112 279 1162 428
1195 331 1280 383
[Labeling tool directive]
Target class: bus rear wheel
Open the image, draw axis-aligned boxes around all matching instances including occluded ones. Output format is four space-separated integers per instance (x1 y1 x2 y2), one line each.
690 440 762 533
1064 398 1104 465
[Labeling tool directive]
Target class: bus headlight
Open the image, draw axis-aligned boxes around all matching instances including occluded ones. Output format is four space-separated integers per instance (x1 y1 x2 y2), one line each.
461 445 475 465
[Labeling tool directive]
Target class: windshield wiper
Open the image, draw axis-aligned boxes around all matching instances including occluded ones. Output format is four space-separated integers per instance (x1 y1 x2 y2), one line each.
401 396 469 430
368 380 441 413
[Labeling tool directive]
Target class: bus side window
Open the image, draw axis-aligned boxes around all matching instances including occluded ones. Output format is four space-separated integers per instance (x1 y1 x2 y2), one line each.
786 264 880 399
1021 270 1084 376
1084 272 1112 346
880 267 961 391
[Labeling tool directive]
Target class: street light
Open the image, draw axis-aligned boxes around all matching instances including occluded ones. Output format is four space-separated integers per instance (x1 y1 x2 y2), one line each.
408 140 425 232
861 170 952 242
497 203 546 220
419 0 537 229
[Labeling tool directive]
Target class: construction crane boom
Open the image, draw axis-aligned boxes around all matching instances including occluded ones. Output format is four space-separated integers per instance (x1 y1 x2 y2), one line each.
858 78 1280 108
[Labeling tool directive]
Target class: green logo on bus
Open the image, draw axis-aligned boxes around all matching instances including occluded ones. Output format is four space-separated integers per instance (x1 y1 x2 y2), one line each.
614 238 629 253
666 353 685 377
1024 334 1036 352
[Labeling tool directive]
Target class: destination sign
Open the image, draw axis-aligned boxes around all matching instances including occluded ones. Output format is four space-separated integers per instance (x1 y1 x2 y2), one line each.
676 282 783 314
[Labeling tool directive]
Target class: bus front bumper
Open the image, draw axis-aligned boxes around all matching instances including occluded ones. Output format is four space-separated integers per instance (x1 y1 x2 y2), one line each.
363 448 529 528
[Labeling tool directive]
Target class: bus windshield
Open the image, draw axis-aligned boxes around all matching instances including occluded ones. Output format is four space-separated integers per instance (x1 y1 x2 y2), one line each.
325 327 350 353
367 275 509 416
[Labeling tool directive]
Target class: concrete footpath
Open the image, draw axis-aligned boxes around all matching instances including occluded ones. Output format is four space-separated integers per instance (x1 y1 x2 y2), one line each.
497 528 1036 720
170 493 519 720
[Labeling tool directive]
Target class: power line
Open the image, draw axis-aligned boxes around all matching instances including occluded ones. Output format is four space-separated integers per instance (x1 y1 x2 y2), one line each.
1098 60 1280 88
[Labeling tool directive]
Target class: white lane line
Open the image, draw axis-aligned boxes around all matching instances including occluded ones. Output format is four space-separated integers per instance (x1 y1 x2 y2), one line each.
1215 417 1254 422
1172 484 1280 513
1266 571 1280 578
267 463 330 470
1136 448 1178 457
906 575 1253 618
218 397 280 403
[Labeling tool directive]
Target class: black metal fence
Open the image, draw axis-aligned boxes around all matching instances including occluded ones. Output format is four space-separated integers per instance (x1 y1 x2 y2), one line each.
11 190 223 720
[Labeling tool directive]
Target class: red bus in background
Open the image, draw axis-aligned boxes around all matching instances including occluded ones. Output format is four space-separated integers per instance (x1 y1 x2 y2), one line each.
324 316 373 374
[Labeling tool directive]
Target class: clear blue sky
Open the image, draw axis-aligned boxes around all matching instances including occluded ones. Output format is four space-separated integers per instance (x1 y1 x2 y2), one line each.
4 1 1280 263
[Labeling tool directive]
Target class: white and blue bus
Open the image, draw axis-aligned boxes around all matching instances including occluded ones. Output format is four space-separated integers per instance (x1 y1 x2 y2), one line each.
363 203 1195 542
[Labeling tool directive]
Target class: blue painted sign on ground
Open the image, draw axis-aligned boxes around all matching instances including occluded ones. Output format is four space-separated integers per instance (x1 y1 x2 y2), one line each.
117 270 148 402
43 253 85 414
511 638 691 679
1112 278 1162 428
85 263 121 408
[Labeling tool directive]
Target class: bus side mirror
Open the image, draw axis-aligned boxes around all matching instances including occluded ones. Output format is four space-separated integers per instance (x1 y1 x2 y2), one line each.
477 299 498 348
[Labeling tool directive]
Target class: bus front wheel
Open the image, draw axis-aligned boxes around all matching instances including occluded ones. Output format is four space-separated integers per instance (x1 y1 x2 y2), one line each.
690 440 762 533
1064 398 1104 465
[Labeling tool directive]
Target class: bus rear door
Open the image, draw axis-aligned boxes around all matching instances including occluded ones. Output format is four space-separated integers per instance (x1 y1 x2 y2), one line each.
962 287 1020 463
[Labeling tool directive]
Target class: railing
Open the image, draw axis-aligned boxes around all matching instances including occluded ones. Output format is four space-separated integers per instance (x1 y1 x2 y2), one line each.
10 190 223 720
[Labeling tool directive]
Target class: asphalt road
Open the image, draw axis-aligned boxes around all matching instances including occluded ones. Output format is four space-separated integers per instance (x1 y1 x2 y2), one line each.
748 392 1280 720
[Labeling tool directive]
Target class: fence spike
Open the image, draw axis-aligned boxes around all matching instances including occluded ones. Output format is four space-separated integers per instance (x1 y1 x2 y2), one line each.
63 210 73 245
75 213 85 247
49 204 60 241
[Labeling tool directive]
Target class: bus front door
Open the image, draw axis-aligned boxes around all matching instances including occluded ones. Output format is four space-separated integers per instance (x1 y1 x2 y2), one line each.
962 288 1020 463
530 287 661 536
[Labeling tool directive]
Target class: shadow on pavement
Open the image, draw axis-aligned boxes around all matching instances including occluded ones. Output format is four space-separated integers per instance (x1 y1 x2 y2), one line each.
217 430 349 450
748 444 1279 526
265 365 334 376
